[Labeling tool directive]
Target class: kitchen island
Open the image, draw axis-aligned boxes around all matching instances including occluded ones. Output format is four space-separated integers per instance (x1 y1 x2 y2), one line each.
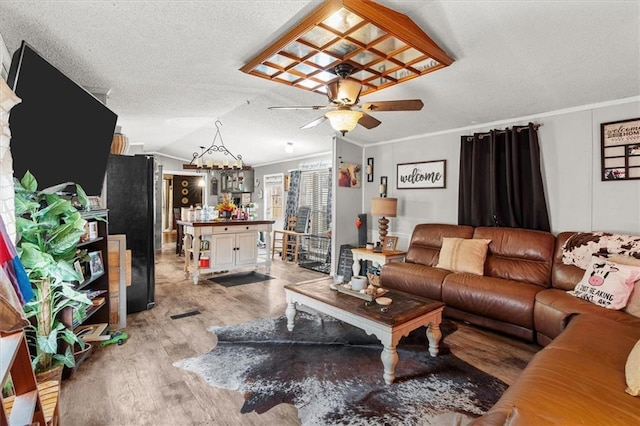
177 219 275 284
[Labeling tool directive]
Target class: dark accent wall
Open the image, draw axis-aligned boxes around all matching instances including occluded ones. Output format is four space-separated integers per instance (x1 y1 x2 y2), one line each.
173 175 202 208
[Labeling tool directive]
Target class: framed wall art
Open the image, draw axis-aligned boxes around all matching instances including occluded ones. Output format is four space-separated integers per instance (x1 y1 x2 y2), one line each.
601 118 640 181
397 160 446 189
338 163 361 188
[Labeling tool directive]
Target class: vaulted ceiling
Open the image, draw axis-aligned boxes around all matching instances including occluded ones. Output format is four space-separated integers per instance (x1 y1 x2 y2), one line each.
1 1 638 167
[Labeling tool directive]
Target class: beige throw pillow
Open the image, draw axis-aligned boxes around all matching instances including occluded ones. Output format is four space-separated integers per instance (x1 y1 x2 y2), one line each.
436 237 491 275
626 339 640 396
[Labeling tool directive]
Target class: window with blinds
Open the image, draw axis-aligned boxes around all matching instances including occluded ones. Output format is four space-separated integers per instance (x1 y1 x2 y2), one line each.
298 169 330 235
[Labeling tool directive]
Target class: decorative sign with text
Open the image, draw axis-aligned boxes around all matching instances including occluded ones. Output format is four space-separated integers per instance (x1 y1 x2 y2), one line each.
397 160 446 189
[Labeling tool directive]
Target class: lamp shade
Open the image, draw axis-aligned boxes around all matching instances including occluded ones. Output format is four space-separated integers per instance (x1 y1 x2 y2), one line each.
371 197 397 217
326 109 364 135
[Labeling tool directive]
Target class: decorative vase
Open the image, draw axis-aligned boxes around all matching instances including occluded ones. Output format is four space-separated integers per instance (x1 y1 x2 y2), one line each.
219 210 231 219
111 133 129 155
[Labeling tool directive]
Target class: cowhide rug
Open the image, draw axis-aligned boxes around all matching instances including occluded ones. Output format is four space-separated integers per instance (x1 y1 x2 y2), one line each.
174 311 507 425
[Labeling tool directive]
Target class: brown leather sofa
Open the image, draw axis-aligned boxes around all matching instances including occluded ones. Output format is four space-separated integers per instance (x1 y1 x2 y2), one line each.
381 224 640 424
535 231 640 345
473 313 640 425
381 223 556 342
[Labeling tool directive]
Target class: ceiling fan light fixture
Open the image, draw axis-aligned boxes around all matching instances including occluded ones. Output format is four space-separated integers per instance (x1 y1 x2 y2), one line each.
327 78 362 105
326 109 364 135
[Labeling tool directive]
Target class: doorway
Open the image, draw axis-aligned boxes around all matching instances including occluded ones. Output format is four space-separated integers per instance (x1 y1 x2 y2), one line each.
264 173 284 231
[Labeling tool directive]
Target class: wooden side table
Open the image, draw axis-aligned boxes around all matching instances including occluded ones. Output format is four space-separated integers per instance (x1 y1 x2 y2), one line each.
351 247 407 278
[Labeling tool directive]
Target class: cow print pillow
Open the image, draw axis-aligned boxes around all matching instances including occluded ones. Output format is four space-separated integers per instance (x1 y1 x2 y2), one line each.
569 256 640 310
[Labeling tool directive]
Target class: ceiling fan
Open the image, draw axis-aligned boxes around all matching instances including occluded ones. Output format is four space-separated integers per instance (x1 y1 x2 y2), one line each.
268 64 424 135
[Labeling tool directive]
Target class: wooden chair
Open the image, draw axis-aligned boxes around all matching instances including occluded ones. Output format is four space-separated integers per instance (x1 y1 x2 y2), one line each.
173 208 184 256
272 207 310 263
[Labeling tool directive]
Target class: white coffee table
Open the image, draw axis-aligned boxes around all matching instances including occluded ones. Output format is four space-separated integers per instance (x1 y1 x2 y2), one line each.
284 277 444 384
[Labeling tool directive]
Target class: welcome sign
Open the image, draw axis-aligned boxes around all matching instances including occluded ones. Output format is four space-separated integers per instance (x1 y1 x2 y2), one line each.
397 160 446 189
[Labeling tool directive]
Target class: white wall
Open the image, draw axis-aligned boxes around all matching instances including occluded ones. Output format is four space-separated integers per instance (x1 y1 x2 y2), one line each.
333 136 364 274
363 98 640 251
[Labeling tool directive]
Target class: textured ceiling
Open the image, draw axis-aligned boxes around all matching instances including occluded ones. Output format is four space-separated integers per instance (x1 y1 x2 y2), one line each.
1 1 639 168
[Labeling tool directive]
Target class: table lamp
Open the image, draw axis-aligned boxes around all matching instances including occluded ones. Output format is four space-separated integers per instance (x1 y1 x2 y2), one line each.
371 197 397 243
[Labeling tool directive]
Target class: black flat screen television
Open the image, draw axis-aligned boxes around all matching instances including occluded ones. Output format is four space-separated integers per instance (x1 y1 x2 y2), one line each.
7 40 118 197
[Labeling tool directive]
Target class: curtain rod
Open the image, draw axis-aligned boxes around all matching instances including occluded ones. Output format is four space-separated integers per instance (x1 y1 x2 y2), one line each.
465 123 542 140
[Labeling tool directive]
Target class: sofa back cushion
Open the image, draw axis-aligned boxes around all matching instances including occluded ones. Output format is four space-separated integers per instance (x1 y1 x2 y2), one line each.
552 231 590 291
405 223 474 266
473 226 555 287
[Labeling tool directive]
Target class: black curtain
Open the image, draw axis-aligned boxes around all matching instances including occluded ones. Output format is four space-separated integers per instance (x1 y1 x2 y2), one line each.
458 123 550 232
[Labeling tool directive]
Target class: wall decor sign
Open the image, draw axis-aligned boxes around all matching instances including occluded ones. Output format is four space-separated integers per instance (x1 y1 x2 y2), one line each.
601 118 640 181
397 160 446 189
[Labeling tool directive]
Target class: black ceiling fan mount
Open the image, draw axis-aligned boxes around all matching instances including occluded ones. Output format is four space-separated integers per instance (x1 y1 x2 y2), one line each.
333 63 356 79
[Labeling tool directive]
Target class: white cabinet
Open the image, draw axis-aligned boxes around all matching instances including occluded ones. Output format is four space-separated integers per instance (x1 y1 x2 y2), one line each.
211 232 257 269
179 220 274 284
236 232 258 266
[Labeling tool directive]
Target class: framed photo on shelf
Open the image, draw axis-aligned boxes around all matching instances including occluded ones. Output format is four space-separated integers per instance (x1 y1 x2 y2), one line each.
88 251 104 277
382 236 399 252
73 260 86 283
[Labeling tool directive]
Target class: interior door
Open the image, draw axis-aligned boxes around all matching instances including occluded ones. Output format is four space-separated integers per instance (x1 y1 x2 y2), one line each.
264 173 284 230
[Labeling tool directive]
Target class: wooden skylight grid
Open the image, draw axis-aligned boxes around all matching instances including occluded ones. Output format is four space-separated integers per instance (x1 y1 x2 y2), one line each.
240 0 454 97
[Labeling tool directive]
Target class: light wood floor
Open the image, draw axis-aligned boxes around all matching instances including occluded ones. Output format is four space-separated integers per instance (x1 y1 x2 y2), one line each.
59 244 541 425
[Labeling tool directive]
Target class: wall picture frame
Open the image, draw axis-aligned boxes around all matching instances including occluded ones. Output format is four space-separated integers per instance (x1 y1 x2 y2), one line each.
88 250 104 278
397 160 446 189
382 236 398 252
338 162 362 188
73 260 86 283
601 118 640 181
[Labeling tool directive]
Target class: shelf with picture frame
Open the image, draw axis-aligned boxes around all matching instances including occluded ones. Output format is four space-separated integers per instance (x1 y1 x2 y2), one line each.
64 210 111 332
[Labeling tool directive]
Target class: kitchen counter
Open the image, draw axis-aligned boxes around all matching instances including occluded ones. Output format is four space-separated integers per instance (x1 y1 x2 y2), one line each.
177 219 275 284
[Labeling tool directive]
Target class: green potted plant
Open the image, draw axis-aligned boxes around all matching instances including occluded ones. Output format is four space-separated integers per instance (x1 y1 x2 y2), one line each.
14 171 94 377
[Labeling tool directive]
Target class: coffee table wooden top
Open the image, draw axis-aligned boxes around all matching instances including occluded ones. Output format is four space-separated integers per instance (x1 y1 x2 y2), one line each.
284 277 444 327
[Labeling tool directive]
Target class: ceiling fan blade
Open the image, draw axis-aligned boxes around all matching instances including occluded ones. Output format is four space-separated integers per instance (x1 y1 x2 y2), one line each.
358 113 381 129
362 99 424 112
300 115 327 130
268 105 329 110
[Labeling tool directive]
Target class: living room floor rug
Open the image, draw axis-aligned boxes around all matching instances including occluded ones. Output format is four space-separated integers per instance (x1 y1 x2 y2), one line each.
174 311 508 425
207 271 274 287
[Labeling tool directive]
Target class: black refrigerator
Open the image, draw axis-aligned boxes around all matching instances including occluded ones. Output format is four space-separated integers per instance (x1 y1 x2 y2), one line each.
106 154 158 313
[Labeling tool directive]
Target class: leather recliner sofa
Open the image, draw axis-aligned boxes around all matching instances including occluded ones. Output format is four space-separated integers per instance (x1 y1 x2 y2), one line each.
380 224 640 424
381 223 556 342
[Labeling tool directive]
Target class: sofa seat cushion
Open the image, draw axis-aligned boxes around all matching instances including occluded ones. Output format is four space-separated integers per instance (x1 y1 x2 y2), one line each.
473 314 640 425
380 262 449 301
442 273 542 329
534 289 640 343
